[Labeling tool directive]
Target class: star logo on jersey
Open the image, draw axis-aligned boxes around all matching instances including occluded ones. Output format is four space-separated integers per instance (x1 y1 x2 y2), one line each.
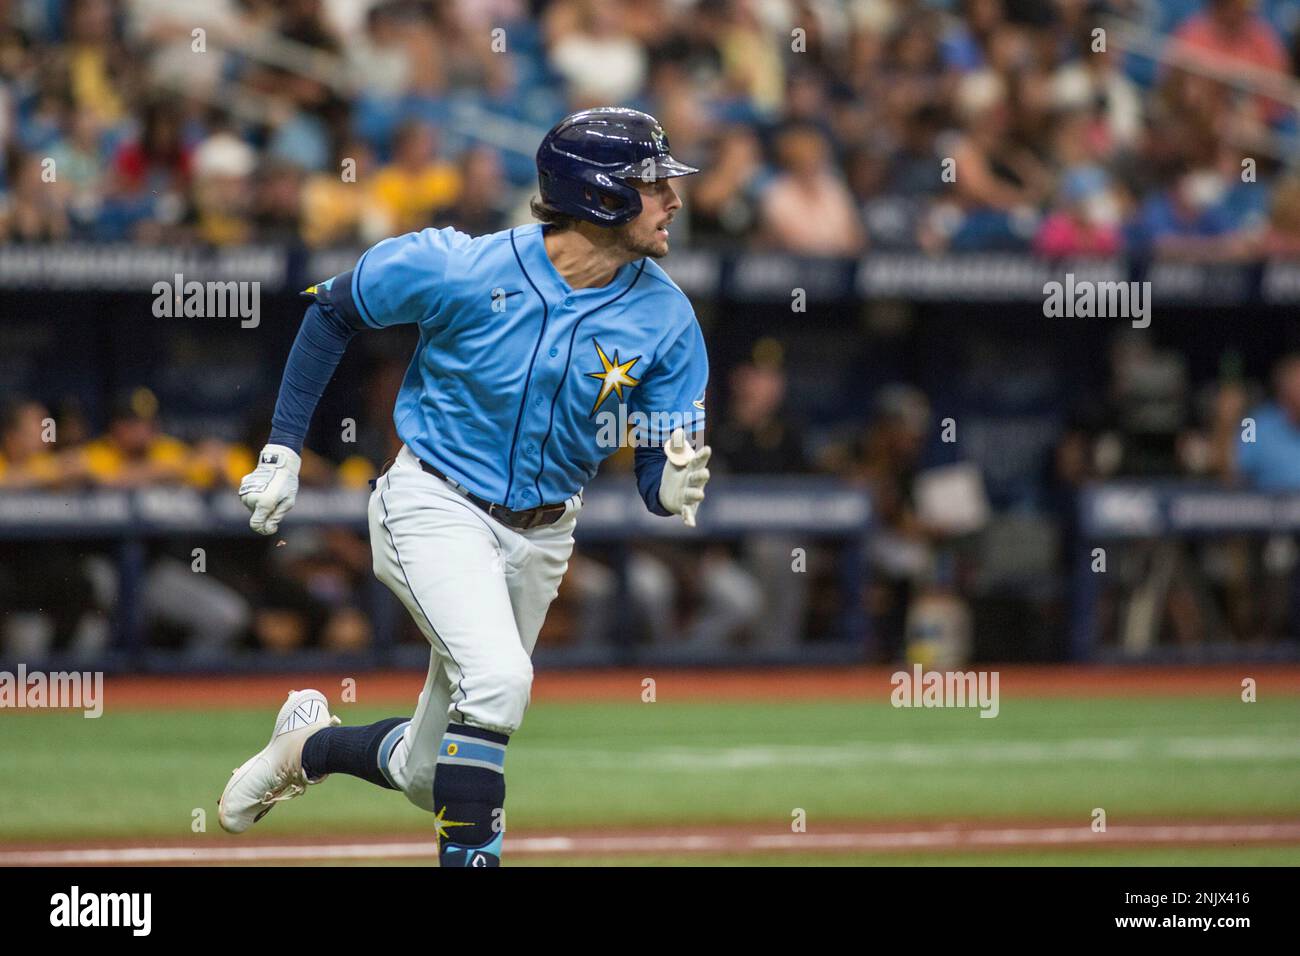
433 805 474 841
586 340 641 416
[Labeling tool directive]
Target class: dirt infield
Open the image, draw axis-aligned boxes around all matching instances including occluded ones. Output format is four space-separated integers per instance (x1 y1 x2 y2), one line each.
4 818 1299 865
89 665 1300 710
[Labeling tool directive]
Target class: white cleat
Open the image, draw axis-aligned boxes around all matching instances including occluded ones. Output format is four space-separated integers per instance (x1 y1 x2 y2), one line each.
218 688 340 834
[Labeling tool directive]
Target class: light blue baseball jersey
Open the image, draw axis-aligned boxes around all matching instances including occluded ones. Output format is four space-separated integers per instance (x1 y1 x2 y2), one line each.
314 223 708 510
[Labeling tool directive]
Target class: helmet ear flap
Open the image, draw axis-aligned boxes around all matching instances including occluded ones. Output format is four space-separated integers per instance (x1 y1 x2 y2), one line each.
592 179 643 225
585 185 631 216
538 166 642 226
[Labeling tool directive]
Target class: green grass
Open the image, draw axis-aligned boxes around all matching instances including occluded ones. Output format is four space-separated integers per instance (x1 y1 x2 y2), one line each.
1 695 1298 845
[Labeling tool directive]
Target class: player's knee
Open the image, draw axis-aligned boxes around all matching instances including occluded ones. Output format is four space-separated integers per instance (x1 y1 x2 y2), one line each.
465 658 534 734
495 658 535 731
505 657 535 695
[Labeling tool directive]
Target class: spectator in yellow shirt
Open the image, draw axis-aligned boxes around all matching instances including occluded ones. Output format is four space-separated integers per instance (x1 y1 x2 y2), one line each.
0 399 85 488
300 140 389 248
79 387 203 488
371 121 462 234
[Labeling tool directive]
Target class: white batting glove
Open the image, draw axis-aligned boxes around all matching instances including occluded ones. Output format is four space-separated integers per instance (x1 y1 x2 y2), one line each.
239 444 301 536
658 428 711 527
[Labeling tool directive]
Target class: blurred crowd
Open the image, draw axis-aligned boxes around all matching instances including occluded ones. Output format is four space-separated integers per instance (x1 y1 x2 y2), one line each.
3 0 1300 257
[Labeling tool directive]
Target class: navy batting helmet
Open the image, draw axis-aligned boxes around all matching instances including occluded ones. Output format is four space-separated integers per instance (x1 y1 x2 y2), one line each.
535 107 699 227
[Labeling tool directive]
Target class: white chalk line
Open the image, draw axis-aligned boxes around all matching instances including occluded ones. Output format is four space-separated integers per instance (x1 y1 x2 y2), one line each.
4 822 1300 865
529 734 1300 771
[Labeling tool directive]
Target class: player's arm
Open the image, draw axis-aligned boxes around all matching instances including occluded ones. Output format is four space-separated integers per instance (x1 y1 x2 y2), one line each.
629 312 711 526
237 295 362 534
239 229 457 534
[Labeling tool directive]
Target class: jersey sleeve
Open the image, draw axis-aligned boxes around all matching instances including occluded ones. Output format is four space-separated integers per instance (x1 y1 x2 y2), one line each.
266 301 360 452
628 304 708 447
306 227 466 330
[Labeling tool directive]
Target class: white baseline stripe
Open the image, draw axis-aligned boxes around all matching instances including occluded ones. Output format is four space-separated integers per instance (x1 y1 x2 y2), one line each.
532 734 1300 771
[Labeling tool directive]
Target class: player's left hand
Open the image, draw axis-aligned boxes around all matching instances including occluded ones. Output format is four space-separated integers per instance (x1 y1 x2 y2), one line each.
659 429 711 527
239 444 301 535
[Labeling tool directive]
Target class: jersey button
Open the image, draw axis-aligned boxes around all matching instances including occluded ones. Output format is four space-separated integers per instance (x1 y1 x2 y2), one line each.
563 296 573 307
548 347 558 358
525 443 535 454
533 397 542 407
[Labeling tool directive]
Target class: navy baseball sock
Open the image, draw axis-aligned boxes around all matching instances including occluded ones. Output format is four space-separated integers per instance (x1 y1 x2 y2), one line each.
433 723 508 867
301 718 408 789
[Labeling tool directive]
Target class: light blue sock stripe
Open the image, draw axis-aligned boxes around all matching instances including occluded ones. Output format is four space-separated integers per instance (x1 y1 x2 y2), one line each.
376 720 411 789
444 731 506 753
438 738 506 769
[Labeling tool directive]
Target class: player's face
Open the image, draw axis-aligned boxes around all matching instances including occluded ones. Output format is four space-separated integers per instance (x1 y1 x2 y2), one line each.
613 178 682 259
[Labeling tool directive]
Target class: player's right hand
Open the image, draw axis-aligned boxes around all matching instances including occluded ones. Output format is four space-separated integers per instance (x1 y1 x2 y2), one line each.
239 444 301 535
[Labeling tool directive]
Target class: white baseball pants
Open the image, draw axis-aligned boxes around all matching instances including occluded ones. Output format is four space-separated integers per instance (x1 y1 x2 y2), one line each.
368 445 579 812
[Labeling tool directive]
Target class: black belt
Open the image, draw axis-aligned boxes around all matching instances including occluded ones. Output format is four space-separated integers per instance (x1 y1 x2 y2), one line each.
417 458 569 531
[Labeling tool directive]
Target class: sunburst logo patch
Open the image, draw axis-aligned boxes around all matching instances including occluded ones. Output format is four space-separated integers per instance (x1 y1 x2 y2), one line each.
586 340 641 416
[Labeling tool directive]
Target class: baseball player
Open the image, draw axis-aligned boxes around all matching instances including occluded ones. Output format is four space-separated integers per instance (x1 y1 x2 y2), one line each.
218 108 712 866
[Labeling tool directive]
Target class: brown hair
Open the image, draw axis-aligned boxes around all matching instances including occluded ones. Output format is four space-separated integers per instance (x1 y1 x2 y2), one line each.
529 196 576 231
